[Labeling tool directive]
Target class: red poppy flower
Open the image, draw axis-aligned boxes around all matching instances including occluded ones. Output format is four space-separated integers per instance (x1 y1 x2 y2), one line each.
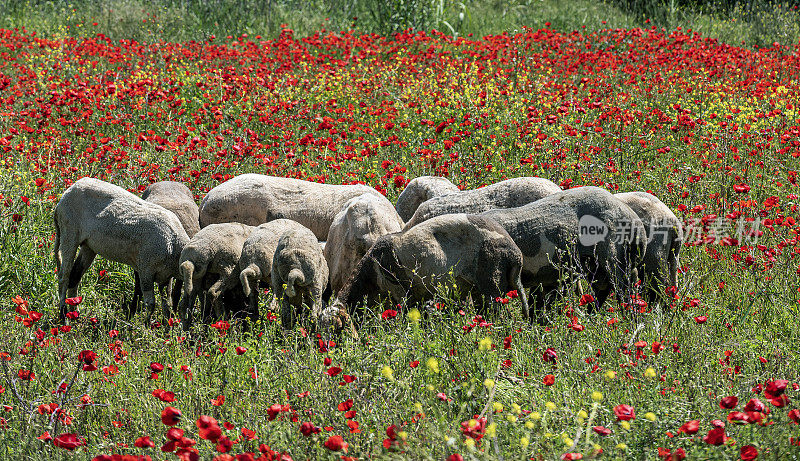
134 436 156 448
677 420 699 435
211 395 225 406
17 369 34 381
324 435 348 452
337 399 353 411
327 366 342 377
659 448 686 460
727 412 750 424
744 398 766 413
196 416 222 442
166 428 184 441
703 427 727 446
65 297 83 307
613 404 635 421
53 433 85 450
161 406 182 426
770 394 790 408
381 309 398 320
242 427 257 440
789 409 800 423
764 380 788 399
300 422 321 437
267 404 285 421
235 346 247 355
720 396 738 409
579 294 594 306
542 347 558 364
543 374 555 386
561 454 583 460
447 455 464 461
593 426 611 436
693 316 708 324
740 445 758 460
150 362 164 373
216 436 233 453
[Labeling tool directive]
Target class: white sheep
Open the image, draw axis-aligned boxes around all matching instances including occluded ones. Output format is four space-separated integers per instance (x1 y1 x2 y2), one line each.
324 193 404 295
480 186 647 320
141 181 200 238
394 176 459 222
235 219 314 321
271 227 329 330
615 191 683 306
403 176 561 230
131 181 200 317
320 214 528 335
198 174 382 240
178 222 256 327
53 177 189 322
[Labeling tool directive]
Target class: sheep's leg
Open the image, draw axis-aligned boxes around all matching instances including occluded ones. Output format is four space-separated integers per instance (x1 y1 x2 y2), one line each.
66 245 96 298
179 281 200 330
138 272 157 322
526 285 549 324
57 236 79 321
163 278 173 314
181 290 199 331
207 268 236 320
170 279 183 315
128 271 142 319
279 288 299 331
592 284 611 314
247 291 260 325
144 281 165 325
153 282 171 324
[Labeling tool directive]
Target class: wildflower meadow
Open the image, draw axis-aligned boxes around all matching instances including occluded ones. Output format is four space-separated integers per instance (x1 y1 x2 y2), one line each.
1 6 800 460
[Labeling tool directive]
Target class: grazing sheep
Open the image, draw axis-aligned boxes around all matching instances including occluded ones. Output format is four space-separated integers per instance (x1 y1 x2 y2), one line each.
480 186 647 319
271 227 329 331
319 214 529 334
325 193 404 295
198 174 382 240
142 181 201 238
395 176 459 222
403 177 561 230
236 219 314 321
614 192 683 306
178 222 256 327
53 177 190 322
131 181 200 317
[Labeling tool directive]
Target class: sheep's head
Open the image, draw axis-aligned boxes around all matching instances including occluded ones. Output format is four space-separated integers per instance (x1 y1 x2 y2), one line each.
318 300 357 338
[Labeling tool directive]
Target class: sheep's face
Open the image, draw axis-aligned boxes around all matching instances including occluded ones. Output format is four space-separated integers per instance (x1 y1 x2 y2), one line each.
318 301 357 338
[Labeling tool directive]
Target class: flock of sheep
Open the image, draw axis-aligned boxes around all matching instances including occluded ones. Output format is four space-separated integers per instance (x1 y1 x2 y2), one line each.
53 173 683 334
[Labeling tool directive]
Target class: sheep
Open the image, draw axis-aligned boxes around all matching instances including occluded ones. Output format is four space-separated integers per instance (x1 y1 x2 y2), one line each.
403 176 561 230
141 181 201 238
325 193 404 295
236 219 315 321
479 186 647 320
270 227 329 331
198 174 383 240
131 181 200 317
178 222 256 328
53 177 189 322
394 176 460 222
614 192 683 306
319 214 529 335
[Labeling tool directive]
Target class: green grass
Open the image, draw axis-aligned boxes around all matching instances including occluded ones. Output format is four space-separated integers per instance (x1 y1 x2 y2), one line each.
2 0 800 47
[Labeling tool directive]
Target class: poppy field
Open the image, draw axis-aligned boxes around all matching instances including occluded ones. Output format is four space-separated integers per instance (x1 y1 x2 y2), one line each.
1 21 800 460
